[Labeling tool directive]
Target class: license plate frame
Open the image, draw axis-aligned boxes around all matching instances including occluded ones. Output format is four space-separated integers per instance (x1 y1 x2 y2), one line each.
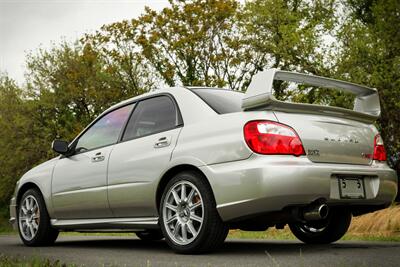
338 177 366 199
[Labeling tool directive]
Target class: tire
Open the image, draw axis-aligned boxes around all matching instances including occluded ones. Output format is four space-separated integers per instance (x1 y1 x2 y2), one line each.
17 188 59 246
136 230 164 241
289 208 352 244
159 171 228 254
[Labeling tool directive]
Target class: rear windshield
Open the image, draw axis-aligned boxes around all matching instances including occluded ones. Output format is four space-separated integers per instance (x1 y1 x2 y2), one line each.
190 88 243 114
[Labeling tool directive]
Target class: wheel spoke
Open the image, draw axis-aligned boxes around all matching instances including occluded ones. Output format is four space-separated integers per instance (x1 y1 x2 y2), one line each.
25 199 30 211
172 221 181 237
181 184 186 201
190 201 202 211
165 203 177 212
191 214 202 223
181 223 188 242
187 188 195 203
21 206 27 215
28 198 33 210
187 221 197 236
28 224 35 237
32 220 39 230
32 204 38 213
166 214 177 224
171 189 181 204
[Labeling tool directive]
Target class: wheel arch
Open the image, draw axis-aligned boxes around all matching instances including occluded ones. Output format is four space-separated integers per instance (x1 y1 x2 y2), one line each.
16 182 42 206
156 164 213 212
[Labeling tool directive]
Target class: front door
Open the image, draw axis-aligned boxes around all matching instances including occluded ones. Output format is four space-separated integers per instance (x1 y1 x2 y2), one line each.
51 104 134 219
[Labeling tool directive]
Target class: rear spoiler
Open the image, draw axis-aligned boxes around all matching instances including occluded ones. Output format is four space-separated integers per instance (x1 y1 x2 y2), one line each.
242 69 380 123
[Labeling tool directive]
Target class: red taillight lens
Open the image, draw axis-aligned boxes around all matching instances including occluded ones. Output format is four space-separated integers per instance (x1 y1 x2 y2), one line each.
373 134 387 161
244 120 305 156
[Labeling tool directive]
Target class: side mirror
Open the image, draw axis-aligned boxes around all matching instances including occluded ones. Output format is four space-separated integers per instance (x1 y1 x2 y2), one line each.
52 140 69 155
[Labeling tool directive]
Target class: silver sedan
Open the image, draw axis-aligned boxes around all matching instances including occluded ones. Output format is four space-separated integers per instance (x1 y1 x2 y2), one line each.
9 69 397 253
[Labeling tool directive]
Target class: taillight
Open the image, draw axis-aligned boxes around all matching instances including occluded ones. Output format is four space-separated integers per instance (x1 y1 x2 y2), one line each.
244 120 305 156
373 134 387 161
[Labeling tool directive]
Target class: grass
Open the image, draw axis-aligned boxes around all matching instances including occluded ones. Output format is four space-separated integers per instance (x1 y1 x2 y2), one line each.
0 255 77 267
228 227 400 242
228 228 295 240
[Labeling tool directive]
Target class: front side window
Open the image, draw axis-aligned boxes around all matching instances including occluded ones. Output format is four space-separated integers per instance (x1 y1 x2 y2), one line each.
122 96 179 141
75 104 133 152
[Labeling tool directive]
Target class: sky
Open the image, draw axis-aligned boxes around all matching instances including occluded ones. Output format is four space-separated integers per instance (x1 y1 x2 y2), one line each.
0 0 170 84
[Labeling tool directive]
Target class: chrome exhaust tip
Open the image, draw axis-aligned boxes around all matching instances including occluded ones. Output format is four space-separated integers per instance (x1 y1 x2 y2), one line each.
303 203 329 221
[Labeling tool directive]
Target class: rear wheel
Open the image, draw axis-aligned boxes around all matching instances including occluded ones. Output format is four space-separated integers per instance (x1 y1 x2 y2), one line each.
160 171 228 254
289 208 352 244
135 230 164 241
17 189 59 246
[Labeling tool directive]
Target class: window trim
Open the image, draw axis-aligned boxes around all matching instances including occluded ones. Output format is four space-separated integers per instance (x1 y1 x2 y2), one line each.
118 94 184 143
66 93 183 156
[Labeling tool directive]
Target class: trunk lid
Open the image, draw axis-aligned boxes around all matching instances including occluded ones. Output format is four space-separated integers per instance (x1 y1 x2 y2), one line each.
273 111 375 165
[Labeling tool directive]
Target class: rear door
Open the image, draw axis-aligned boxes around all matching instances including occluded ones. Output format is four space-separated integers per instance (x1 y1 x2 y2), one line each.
274 112 376 165
107 95 183 217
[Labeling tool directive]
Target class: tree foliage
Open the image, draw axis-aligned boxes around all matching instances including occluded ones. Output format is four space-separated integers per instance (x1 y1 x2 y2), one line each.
336 0 400 154
0 41 151 206
84 0 264 91
242 0 337 100
0 75 48 205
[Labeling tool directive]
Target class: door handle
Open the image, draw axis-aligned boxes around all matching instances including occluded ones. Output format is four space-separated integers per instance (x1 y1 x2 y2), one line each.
91 152 105 162
154 136 171 148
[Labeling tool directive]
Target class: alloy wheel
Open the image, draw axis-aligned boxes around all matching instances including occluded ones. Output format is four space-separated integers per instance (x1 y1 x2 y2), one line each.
18 195 40 241
162 181 204 245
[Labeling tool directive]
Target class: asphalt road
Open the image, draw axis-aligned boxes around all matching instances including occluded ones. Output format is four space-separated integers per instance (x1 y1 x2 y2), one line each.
1 235 400 267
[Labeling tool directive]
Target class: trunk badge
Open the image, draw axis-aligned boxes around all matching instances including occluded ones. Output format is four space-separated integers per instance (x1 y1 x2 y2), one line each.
324 137 359 143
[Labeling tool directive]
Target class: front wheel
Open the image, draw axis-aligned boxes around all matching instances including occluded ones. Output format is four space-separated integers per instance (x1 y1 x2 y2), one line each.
17 189 59 246
289 208 352 244
160 171 228 254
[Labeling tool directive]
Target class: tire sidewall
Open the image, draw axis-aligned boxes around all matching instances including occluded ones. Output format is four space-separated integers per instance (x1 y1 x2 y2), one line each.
289 208 352 244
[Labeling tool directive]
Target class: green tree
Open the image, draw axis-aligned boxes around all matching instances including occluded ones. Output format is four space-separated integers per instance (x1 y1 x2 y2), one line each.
336 0 400 154
85 0 264 91
0 74 48 206
242 0 337 100
25 41 152 141
0 41 154 207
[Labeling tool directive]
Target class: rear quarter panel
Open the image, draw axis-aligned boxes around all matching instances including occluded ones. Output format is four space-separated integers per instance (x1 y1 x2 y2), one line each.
172 110 277 165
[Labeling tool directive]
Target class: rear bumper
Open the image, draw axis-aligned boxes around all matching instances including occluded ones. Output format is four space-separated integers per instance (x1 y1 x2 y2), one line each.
201 154 397 221
9 197 17 230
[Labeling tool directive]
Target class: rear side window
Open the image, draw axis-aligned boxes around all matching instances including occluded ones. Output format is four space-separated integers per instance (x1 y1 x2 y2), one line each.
122 96 180 141
191 88 243 114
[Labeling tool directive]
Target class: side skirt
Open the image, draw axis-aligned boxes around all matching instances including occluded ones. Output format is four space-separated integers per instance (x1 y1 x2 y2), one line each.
51 217 159 231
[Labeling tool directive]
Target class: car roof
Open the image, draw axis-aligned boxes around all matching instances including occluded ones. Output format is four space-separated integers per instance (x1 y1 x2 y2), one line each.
101 87 183 115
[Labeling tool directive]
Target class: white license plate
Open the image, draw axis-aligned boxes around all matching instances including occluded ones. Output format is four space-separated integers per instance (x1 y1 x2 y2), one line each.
338 177 365 199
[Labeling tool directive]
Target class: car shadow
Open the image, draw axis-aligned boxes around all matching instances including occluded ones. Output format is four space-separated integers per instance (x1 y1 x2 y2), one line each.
47 237 400 255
